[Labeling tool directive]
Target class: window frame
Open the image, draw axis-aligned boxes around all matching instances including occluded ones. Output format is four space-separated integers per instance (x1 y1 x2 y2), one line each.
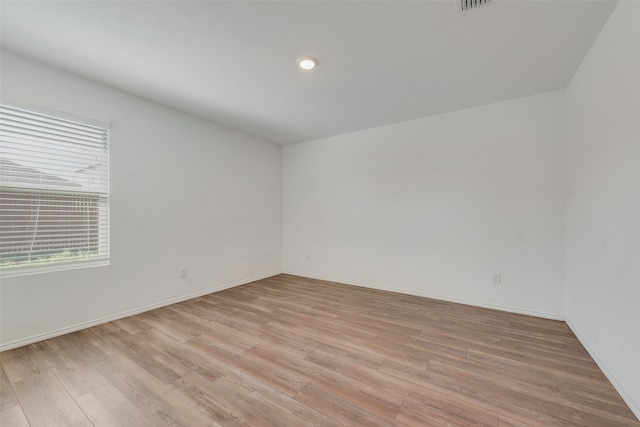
0 100 110 277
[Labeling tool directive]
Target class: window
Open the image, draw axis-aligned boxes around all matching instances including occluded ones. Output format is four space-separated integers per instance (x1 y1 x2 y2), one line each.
0 103 109 276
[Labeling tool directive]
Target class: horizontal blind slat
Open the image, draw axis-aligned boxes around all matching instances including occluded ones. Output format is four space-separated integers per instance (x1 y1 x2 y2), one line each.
0 121 103 141
1 112 107 137
0 106 107 133
2 138 107 159
0 128 106 148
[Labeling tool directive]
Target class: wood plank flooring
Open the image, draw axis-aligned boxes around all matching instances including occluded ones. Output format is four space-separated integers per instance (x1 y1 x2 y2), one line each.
1 274 638 426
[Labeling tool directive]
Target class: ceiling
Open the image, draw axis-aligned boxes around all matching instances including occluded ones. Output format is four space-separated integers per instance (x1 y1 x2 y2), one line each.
0 1 617 145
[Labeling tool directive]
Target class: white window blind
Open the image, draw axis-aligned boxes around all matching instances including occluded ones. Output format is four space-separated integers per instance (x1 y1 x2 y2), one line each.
0 103 109 275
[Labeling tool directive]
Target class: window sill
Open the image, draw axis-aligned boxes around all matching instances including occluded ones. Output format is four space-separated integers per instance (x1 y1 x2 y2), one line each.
0 259 110 278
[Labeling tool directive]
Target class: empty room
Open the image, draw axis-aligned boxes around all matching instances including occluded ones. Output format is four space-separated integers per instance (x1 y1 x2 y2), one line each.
0 0 638 426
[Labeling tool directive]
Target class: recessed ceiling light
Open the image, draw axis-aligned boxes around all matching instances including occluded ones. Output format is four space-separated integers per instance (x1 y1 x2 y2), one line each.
297 56 318 71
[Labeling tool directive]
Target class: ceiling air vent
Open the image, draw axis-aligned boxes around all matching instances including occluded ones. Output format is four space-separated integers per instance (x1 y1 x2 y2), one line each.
460 0 491 12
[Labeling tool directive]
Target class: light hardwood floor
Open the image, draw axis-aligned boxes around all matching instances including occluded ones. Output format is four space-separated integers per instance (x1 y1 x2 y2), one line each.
1 274 638 426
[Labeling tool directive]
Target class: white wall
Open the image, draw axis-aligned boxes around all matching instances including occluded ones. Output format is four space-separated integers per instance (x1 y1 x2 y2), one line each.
283 90 566 318
0 51 282 349
565 1 640 417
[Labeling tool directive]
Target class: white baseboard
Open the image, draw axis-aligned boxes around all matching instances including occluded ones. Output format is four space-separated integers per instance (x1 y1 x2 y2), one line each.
0 271 281 352
282 271 564 321
565 317 640 421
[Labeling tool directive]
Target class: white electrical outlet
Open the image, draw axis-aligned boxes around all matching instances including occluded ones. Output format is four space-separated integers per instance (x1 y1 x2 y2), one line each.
180 266 188 279
492 274 502 285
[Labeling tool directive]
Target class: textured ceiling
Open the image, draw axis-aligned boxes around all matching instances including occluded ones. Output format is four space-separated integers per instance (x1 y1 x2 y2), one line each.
0 1 617 145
